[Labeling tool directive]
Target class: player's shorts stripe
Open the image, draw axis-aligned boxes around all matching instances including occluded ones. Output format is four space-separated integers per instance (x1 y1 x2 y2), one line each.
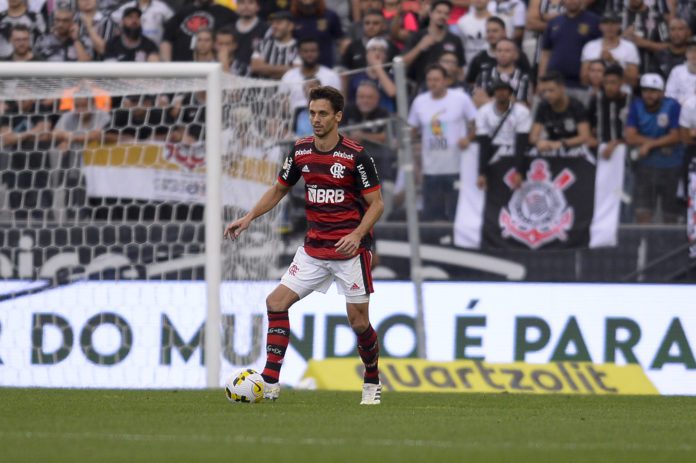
359 250 374 294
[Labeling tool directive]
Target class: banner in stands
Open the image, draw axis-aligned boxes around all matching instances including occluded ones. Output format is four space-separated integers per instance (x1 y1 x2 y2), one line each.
454 144 624 250
303 358 658 395
0 281 693 395
82 139 282 210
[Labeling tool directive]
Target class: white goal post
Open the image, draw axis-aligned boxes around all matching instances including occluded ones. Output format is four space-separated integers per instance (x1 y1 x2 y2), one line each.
0 62 225 388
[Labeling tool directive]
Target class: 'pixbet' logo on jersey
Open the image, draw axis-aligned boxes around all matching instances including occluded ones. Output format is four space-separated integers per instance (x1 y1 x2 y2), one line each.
499 159 575 249
330 162 346 179
333 150 354 160
296 148 312 156
307 185 345 204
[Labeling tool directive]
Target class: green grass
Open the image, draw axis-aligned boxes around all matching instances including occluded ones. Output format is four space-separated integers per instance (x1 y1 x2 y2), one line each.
0 389 694 463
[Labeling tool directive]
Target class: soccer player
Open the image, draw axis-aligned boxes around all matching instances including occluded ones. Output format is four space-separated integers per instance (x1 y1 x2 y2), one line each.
223 86 384 405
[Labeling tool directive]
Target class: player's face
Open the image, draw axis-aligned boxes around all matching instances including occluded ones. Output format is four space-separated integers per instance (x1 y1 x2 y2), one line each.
299 42 320 67
196 31 214 54
271 19 293 40
10 30 31 55
588 62 605 87
309 99 342 138
356 85 380 113
641 88 662 108
430 5 450 28
495 41 516 67
493 88 512 106
426 69 448 96
215 33 236 52
540 81 564 104
362 13 384 38
600 21 620 38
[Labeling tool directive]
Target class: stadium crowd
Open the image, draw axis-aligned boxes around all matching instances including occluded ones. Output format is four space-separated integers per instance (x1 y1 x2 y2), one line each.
0 0 695 225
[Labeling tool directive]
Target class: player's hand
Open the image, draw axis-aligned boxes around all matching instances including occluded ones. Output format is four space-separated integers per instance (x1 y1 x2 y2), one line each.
418 33 436 51
224 216 251 240
335 232 362 256
638 143 652 158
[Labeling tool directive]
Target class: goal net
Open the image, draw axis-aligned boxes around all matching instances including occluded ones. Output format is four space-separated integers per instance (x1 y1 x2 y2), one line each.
0 63 292 388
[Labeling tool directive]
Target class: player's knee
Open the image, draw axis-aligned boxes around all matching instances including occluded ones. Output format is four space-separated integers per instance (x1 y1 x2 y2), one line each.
348 314 370 334
266 294 290 312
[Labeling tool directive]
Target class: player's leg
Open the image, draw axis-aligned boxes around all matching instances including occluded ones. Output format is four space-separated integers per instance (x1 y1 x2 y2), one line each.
333 250 381 404
262 246 333 400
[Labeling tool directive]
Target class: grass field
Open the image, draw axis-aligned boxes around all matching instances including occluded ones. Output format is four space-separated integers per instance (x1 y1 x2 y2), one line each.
1 389 694 463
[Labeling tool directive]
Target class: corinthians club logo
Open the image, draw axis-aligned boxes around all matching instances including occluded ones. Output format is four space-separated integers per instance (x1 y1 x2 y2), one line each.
499 160 575 249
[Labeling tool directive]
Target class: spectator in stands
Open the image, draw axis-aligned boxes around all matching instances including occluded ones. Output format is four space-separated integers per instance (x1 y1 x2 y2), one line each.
673 0 696 37
281 37 341 113
473 38 531 107
111 0 174 45
681 94 696 174
581 12 640 89
33 6 92 61
193 28 215 62
585 59 607 102
292 77 320 136
0 24 36 60
250 10 299 79
488 0 526 43
408 64 477 221
342 8 396 71
347 37 396 112
456 0 492 66
346 0 383 40
438 50 467 90
215 25 245 75
53 96 110 149
625 73 683 223
160 0 236 62
0 98 52 150
76 0 117 59
103 6 159 62
259 0 291 20
291 0 345 68
652 18 691 79
229 0 266 76
529 72 591 157
465 16 530 89
665 39 696 106
0 0 46 58
342 80 394 179
403 1 464 86
620 0 669 74
384 0 419 50
475 79 531 191
539 0 600 101
588 64 630 160
526 0 564 72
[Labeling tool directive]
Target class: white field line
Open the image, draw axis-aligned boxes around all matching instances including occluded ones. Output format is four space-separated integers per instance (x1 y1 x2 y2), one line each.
0 431 693 452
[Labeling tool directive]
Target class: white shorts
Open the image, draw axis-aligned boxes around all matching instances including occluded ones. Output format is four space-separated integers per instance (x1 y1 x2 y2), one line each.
280 246 374 301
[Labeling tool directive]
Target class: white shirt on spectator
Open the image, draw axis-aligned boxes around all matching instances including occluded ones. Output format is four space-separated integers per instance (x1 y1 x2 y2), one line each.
487 0 526 40
581 38 640 69
280 66 342 112
679 94 696 129
665 64 696 106
475 101 531 154
111 1 174 45
408 88 477 175
456 12 489 65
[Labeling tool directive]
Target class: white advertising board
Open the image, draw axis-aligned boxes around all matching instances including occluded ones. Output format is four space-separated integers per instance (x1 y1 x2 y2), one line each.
0 281 693 394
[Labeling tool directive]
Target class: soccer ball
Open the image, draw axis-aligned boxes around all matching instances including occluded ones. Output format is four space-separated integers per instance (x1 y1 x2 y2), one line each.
225 369 265 404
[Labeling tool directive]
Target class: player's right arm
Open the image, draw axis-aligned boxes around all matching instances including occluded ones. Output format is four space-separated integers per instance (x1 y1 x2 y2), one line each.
224 182 291 240
224 150 301 240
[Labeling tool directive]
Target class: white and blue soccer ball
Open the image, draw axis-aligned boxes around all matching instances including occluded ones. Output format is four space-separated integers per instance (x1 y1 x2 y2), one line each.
225 369 265 404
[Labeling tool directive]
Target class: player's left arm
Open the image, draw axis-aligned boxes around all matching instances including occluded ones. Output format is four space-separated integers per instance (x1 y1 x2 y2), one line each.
335 188 384 256
335 153 384 256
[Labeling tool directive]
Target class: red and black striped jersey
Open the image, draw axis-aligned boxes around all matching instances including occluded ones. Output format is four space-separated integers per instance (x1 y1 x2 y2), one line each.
277 135 381 260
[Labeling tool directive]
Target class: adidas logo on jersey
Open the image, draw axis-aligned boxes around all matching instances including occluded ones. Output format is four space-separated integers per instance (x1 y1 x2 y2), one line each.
302 165 310 172
307 186 345 204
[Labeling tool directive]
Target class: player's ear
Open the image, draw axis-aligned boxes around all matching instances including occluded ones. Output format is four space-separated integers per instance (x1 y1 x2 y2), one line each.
335 110 343 123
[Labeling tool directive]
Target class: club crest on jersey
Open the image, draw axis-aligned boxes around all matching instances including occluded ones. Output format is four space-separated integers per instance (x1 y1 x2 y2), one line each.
499 159 575 249
330 162 346 179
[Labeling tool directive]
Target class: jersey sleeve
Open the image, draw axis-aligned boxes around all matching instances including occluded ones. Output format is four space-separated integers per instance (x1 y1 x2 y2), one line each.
355 151 381 194
277 149 301 186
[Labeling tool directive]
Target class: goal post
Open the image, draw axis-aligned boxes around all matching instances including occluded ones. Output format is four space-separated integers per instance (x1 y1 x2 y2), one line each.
0 62 291 389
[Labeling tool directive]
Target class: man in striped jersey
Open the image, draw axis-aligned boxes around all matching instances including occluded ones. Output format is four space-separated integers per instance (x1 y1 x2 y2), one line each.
250 10 299 79
224 86 385 405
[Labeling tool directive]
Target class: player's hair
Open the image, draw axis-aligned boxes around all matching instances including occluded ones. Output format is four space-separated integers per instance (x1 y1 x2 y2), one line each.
298 36 320 47
425 63 449 79
539 71 565 86
431 0 453 11
603 64 624 78
486 16 506 30
308 86 344 113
